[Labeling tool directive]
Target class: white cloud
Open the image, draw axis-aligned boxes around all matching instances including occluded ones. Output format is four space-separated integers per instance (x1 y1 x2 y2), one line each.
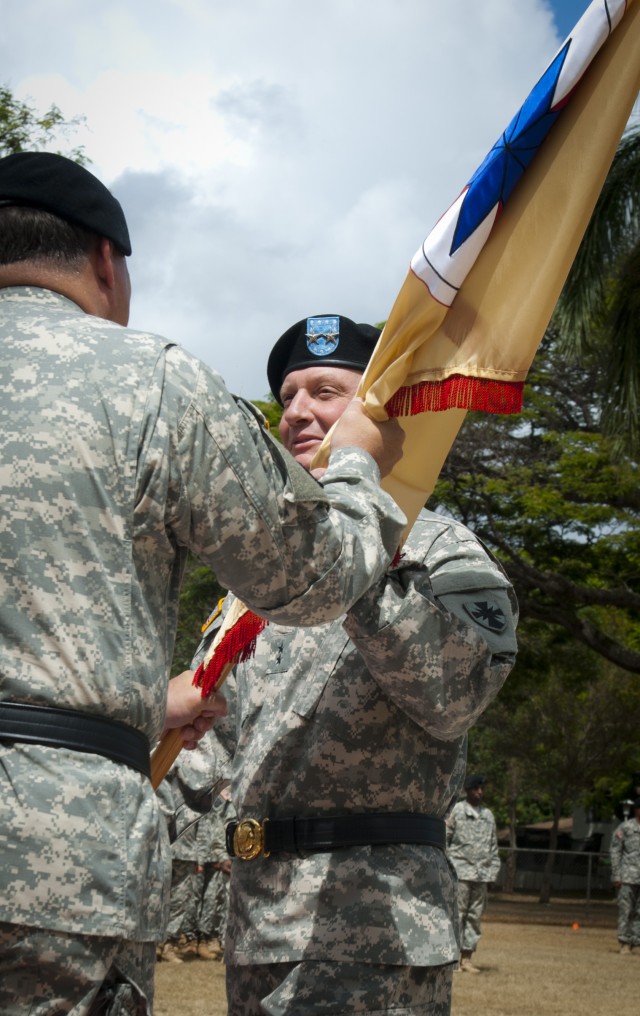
3 0 571 396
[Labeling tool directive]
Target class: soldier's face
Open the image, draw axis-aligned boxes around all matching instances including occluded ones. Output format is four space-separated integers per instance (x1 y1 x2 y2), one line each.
467 785 484 807
278 365 361 470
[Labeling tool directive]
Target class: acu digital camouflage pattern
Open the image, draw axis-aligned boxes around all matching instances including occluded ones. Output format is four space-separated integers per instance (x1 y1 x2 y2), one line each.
163 858 199 945
226 958 453 1016
445 800 501 883
0 922 154 1015
610 817 640 884
158 762 234 948
614 884 640 948
194 794 235 948
452 880 489 953
610 817 640 946
0 287 405 943
156 771 201 946
199 508 517 971
445 780 501 954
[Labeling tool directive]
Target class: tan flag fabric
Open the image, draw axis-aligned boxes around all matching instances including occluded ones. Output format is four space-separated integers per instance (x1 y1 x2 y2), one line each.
317 0 640 533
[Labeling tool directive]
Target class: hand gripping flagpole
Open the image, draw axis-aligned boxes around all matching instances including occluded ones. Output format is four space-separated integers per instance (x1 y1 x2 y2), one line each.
150 0 640 789
150 597 265 788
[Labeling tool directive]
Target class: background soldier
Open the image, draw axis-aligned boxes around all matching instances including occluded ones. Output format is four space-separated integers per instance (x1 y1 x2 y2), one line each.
610 797 640 954
446 774 501 973
193 790 235 960
156 767 202 965
157 729 232 964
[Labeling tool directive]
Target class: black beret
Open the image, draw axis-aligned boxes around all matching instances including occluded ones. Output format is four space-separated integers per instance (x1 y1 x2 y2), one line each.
268 314 381 404
0 152 131 256
464 774 487 790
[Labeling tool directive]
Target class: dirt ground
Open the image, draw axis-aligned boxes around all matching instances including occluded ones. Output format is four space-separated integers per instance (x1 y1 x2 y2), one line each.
154 895 637 1016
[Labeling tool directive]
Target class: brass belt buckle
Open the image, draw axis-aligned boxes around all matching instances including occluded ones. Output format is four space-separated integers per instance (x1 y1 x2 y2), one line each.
233 818 270 860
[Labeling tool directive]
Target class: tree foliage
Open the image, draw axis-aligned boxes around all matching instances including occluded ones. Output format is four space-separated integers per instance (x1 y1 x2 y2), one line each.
0 84 88 162
432 333 640 674
436 326 640 896
252 397 283 438
466 618 640 899
556 123 640 456
474 629 639 801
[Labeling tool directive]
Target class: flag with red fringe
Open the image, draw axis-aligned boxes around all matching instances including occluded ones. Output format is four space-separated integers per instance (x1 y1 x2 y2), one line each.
193 601 267 698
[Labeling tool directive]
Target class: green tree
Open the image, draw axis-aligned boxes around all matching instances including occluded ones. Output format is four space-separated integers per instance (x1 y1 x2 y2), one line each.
468 631 640 902
438 330 640 900
433 334 640 673
252 396 283 438
556 123 640 455
0 84 87 162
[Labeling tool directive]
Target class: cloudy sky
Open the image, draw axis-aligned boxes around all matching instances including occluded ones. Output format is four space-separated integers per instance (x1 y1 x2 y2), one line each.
2 0 604 397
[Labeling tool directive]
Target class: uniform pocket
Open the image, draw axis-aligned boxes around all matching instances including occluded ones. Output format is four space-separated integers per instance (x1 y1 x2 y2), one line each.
290 621 351 719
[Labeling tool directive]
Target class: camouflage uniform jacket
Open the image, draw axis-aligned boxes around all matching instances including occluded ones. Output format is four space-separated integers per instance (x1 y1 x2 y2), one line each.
610 819 640 885
0 287 405 941
216 509 518 967
445 800 501 883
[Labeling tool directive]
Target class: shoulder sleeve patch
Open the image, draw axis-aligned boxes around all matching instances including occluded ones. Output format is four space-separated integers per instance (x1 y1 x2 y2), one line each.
463 599 508 633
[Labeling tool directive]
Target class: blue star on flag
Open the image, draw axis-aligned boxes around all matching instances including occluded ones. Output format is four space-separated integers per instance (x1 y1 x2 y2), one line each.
451 40 571 255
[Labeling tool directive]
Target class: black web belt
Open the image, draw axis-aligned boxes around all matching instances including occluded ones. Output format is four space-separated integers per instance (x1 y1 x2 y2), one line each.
0 701 151 778
226 812 446 860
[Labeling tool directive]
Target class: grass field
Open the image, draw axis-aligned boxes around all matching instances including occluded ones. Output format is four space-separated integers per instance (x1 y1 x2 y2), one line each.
154 895 637 1016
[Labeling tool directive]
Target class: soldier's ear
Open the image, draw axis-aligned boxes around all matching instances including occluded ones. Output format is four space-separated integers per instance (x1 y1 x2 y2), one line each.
91 237 117 290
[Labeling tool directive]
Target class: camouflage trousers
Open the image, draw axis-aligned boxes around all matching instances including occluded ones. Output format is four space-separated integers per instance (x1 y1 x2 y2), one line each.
0 921 155 1015
616 883 640 946
226 959 454 1016
165 859 199 943
197 863 230 945
164 860 230 945
456 880 488 953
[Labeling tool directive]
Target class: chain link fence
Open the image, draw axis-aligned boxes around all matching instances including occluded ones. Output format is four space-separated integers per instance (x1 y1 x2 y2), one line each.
495 845 613 901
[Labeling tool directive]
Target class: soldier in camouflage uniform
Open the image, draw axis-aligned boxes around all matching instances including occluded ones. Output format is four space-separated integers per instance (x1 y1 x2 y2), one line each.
445 774 500 973
156 728 234 963
164 825 202 961
193 790 235 959
610 797 640 954
155 769 202 963
192 315 518 1015
0 157 407 1016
